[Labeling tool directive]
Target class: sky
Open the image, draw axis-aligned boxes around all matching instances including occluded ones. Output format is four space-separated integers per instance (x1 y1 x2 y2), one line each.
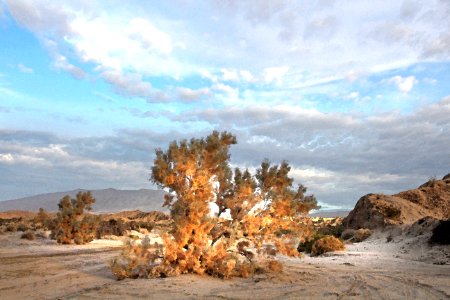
0 0 449 210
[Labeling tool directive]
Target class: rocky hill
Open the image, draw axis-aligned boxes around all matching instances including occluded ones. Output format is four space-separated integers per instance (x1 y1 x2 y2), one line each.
0 188 167 213
343 174 450 229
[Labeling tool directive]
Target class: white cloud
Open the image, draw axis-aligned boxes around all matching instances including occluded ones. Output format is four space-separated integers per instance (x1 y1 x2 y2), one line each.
263 66 289 85
52 53 85 79
126 18 173 55
388 75 418 93
239 70 254 82
101 70 166 102
17 63 33 74
346 91 359 100
221 68 239 82
5 0 450 99
176 87 210 102
212 83 237 95
0 153 14 164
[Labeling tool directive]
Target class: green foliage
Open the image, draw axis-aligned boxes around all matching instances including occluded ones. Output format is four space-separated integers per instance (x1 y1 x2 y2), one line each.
52 191 99 244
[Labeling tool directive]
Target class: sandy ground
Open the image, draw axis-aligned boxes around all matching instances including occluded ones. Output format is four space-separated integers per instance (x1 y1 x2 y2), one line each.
0 231 449 300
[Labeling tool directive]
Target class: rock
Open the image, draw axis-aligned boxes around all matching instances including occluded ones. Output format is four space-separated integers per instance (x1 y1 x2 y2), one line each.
343 174 450 230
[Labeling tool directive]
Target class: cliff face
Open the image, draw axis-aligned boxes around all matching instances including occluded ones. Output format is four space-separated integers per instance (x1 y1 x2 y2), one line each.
343 174 450 229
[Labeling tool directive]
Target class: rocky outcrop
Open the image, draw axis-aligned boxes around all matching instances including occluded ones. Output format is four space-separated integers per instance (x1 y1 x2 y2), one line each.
343 174 450 229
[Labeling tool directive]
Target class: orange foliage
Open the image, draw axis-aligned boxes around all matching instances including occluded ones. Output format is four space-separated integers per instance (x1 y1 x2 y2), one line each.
111 131 319 279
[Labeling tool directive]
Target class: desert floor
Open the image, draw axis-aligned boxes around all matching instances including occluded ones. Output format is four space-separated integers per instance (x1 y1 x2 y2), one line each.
0 231 449 300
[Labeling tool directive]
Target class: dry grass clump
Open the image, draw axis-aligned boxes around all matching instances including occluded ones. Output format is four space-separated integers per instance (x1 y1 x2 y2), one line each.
21 230 36 240
311 236 345 256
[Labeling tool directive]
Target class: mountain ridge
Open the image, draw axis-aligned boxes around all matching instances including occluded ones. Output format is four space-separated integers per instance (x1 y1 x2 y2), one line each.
0 188 167 213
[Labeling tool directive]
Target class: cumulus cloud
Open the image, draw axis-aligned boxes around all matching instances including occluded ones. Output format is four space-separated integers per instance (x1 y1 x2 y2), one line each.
0 129 159 200
221 69 239 82
1 96 449 206
170 97 450 207
5 0 450 99
263 66 289 85
388 75 418 93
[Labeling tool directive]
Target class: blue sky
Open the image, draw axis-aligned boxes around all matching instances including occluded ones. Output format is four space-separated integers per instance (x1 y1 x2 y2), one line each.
0 0 449 209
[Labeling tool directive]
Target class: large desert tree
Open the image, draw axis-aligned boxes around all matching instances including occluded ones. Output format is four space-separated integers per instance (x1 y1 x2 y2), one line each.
111 131 318 279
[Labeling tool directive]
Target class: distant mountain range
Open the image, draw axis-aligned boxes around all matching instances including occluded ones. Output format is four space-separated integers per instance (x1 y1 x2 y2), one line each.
0 188 350 217
0 188 167 213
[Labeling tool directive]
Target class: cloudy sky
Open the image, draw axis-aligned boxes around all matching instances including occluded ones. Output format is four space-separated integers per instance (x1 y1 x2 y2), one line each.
0 0 449 209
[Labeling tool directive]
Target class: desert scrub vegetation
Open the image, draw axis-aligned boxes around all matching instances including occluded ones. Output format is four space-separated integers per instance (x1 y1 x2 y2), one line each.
341 228 372 242
21 230 36 240
111 131 318 279
311 236 345 256
51 191 100 244
33 208 53 230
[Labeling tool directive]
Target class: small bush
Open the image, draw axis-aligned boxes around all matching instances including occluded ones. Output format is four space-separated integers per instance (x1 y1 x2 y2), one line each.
341 228 371 242
353 228 371 242
21 231 36 240
266 260 283 273
17 223 30 232
6 223 17 232
297 233 326 253
96 219 128 238
311 236 345 256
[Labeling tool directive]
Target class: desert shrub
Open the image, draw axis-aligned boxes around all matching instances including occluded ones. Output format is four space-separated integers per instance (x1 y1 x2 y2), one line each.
96 219 127 238
429 219 450 245
52 191 99 244
266 260 283 273
317 222 344 237
0 217 22 226
111 131 318 279
6 223 18 232
297 233 326 253
128 220 154 232
21 230 36 240
311 236 345 256
17 223 30 232
341 228 371 242
353 228 371 242
33 208 51 229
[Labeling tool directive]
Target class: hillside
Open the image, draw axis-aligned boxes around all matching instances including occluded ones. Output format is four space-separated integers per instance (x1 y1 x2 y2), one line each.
0 188 167 213
343 174 450 229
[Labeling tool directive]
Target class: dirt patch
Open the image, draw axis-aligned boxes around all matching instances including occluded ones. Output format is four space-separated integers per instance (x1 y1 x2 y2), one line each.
1 231 449 299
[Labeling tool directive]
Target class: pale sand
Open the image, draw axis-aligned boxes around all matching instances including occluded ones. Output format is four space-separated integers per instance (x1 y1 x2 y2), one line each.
0 231 449 299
